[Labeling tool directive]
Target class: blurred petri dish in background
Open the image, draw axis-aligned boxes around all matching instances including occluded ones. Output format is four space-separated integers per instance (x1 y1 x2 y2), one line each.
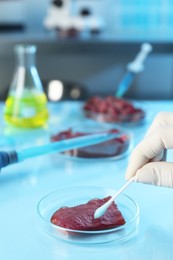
49 122 133 162
83 96 146 126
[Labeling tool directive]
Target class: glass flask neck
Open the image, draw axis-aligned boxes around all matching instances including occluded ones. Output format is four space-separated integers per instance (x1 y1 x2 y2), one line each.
9 44 44 93
14 45 37 68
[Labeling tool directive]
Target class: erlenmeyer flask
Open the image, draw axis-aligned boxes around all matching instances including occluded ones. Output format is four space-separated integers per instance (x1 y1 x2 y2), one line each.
4 44 49 128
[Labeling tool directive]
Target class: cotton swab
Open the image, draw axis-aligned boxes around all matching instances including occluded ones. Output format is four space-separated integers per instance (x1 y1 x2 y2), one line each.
94 176 136 219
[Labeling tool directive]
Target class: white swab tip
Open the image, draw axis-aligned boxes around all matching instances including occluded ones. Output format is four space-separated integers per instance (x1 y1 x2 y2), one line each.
94 206 106 219
94 209 101 219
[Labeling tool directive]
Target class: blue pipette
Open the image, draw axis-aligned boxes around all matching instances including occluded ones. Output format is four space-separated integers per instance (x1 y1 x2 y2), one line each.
0 131 121 169
116 43 152 97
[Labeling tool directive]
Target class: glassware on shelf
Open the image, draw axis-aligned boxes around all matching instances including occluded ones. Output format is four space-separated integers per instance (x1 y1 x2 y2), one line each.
4 44 49 128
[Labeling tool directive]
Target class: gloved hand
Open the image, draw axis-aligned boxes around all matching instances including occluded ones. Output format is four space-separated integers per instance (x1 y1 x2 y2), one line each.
125 112 173 188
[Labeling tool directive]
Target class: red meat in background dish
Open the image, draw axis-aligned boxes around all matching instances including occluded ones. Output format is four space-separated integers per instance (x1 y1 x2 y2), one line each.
50 128 130 158
83 96 145 123
50 196 126 231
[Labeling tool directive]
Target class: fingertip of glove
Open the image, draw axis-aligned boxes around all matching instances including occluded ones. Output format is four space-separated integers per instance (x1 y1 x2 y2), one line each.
125 174 132 181
125 176 129 181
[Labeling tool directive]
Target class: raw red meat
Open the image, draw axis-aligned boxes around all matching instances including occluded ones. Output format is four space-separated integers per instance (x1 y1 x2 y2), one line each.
50 196 125 231
83 96 145 123
51 128 130 158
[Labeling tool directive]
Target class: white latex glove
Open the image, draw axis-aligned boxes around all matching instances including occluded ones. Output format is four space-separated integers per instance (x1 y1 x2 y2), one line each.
125 112 173 188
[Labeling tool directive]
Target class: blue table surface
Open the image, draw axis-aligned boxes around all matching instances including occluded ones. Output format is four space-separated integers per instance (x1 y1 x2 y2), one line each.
0 100 173 260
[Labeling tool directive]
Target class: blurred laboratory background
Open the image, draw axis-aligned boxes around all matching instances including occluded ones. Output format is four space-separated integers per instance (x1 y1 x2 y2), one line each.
0 0 173 101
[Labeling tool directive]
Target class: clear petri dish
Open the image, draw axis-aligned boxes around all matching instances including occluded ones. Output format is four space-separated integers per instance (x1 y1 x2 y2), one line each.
83 109 146 126
83 96 146 126
37 186 139 245
49 122 133 162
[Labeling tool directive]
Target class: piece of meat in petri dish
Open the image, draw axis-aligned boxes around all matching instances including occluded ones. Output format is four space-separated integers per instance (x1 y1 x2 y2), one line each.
51 196 126 231
50 128 130 158
83 96 145 123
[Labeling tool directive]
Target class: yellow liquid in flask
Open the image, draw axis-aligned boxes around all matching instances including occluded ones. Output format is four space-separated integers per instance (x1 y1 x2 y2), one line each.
4 91 49 128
